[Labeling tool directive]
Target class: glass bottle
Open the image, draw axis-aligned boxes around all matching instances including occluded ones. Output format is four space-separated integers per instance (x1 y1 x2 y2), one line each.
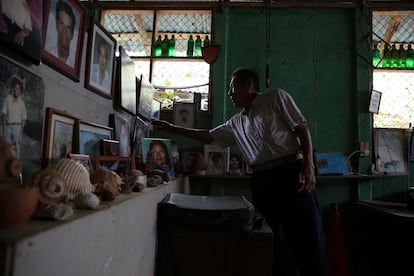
187 35 194 57
390 44 400 68
154 35 162 57
195 35 202 57
168 35 176 57
203 35 210 48
399 44 407 69
161 35 169 57
372 42 381 68
382 45 391 68
406 44 414 69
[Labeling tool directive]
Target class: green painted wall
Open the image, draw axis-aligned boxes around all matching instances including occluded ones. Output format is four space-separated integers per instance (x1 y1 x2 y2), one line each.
214 7 359 152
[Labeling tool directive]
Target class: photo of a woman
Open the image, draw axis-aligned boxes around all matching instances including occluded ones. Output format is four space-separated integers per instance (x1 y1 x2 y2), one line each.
142 138 174 177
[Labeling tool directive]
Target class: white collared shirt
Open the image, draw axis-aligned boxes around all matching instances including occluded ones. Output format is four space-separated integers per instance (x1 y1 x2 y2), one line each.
210 88 305 166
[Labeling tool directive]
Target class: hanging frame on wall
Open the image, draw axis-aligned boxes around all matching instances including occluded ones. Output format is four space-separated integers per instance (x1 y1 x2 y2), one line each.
369 89 382 114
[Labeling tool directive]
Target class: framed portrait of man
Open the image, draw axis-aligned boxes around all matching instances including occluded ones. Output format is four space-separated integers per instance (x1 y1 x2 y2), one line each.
42 0 86 82
85 21 116 99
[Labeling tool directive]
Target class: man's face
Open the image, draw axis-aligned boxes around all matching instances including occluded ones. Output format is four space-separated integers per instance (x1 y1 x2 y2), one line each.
56 11 74 60
151 143 167 165
228 76 248 108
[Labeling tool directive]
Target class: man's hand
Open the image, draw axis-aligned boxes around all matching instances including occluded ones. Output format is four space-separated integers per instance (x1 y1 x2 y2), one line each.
298 164 316 193
151 119 172 130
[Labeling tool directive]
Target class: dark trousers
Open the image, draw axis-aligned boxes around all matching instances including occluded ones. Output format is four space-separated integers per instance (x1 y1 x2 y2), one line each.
249 160 330 276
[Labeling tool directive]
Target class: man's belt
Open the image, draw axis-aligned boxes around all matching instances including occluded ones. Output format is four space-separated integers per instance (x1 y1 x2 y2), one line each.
252 153 303 172
7 123 21 125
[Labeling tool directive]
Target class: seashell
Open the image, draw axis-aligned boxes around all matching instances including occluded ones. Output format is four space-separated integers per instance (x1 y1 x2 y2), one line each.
90 169 122 201
34 202 74 221
50 158 94 200
147 175 162 187
73 192 100 209
29 169 68 204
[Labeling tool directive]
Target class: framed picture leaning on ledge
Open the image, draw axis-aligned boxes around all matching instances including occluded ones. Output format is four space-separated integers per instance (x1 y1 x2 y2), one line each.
42 107 78 168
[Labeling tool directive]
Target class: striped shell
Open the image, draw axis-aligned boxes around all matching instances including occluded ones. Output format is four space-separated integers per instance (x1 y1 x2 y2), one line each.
50 158 94 200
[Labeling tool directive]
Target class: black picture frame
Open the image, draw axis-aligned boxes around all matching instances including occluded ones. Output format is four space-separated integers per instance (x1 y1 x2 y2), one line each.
42 0 86 82
117 45 137 116
0 0 43 64
85 21 116 99
132 116 150 158
137 75 155 121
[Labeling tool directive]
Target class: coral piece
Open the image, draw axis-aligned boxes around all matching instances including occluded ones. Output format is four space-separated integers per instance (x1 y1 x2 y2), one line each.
73 192 100 209
90 169 122 201
122 169 144 193
33 202 74 221
147 169 169 183
147 175 162 187
50 158 94 200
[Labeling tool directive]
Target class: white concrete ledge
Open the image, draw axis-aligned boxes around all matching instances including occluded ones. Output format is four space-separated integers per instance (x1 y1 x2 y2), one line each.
0 179 184 276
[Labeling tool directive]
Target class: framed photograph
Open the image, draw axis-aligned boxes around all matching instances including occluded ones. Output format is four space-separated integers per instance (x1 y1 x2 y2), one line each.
95 156 135 178
85 21 116 99
42 107 78 168
116 46 137 116
152 99 161 120
228 153 244 175
137 75 156 121
68 153 93 175
181 151 205 173
132 116 150 158
173 102 196 128
374 128 408 175
0 57 45 180
100 139 120 156
0 0 43 64
42 0 86 82
74 120 113 160
369 89 382 114
204 144 230 175
109 113 132 157
142 138 175 177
